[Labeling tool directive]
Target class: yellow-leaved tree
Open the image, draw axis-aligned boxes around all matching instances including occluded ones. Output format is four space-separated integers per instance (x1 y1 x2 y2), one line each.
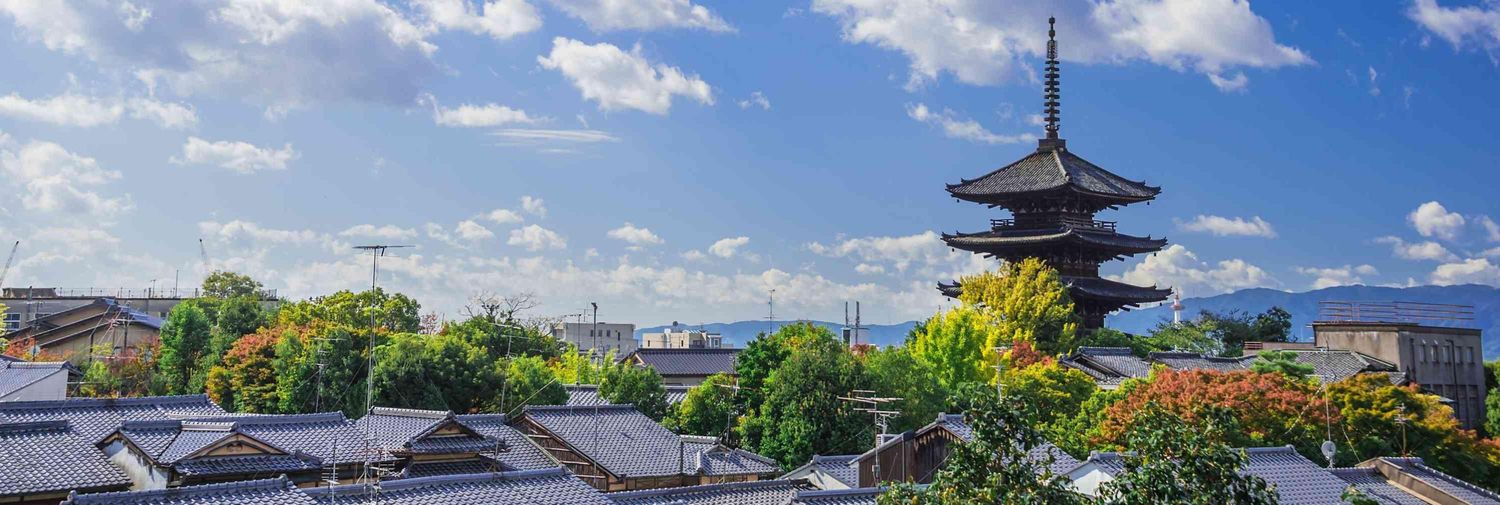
959 257 1081 357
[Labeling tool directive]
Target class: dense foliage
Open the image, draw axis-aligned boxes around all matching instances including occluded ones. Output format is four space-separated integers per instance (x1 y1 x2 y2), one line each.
738 322 873 469
956 257 1082 356
1096 403 1278 505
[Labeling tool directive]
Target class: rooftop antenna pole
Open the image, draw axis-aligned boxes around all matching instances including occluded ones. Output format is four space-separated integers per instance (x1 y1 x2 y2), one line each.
352 244 411 497
766 288 776 335
840 390 902 485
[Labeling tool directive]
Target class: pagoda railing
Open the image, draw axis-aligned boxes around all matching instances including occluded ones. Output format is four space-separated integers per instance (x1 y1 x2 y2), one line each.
992 218 1117 232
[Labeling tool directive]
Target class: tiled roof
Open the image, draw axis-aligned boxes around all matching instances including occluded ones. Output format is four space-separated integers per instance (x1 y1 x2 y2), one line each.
523 405 692 478
609 479 811 505
788 487 883 505
683 436 781 476
946 146 1160 202
135 412 386 466
305 468 613 504
0 394 226 442
1061 347 1403 389
1329 468 1430 505
568 384 694 406
455 414 558 471
64 476 316 504
0 420 130 497
627 349 740 377
781 454 859 488
942 229 1167 254
357 407 502 456
174 454 321 477
396 457 503 479
1148 352 1246 373
0 360 69 398
666 386 692 404
1373 457 1500 504
1077 446 1359 504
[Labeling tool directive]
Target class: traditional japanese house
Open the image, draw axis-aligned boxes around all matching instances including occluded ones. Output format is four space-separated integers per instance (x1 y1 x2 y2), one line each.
0 420 130 504
939 19 1169 328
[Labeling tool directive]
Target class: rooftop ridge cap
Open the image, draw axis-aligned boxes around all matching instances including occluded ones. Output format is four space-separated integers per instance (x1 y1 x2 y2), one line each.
680 435 718 443
0 394 216 410
310 468 570 495
71 476 294 502
369 406 451 418
526 404 639 412
182 412 348 426
610 478 801 498
5 361 69 368
180 420 237 431
794 487 883 498
0 419 69 433
1243 445 1297 453
1400 458 1500 500
121 419 184 430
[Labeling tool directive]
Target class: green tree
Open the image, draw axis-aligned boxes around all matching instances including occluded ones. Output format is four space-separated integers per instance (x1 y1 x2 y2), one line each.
370 333 504 413
907 306 995 392
1487 361 1500 437
667 373 739 438
1078 328 1155 357
735 322 831 409
999 359 1097 437
549 345 609 385
739 324 870 469
957 258 1082 356
500 355 566 415
443 314 562 361
201 271 265 299
1327 373 1500 489
1249 350 1315 379
864 345 950 434
599 362 670 421
155 301 214 394
206 328 282 413
879 383 1086 505
1142 318 1221 356
1096 402 1278 505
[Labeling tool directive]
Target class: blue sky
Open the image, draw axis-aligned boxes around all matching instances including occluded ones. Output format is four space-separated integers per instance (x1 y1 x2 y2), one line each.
1 0 1499 327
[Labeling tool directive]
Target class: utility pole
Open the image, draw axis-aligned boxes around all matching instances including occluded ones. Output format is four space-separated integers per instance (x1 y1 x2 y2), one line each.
590 302 599 366
840 390 902 485
766 289 776 335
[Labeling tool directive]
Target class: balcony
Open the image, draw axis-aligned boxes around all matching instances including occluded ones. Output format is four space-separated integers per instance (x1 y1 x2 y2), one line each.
991 218 1117 232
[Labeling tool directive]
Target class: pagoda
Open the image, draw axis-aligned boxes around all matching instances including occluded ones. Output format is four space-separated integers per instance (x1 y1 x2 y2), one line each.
939 18 1170 329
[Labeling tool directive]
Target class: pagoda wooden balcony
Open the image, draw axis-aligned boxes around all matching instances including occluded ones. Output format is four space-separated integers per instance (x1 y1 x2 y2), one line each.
991 218 1117 232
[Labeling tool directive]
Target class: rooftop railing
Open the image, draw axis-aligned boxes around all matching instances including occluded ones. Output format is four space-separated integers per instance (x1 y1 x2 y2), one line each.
0 287 279 300
1316 301 1475 328
991 218 1117 232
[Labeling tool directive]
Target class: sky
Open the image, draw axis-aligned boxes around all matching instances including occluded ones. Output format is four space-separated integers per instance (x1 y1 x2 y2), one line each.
1 0 1499 327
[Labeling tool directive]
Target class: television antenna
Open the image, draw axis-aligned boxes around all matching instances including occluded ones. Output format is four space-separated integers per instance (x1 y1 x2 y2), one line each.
840 389 902 484
351 244 411 498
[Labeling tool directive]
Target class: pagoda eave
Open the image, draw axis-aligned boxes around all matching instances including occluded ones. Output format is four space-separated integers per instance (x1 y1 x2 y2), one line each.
941 229 1167 256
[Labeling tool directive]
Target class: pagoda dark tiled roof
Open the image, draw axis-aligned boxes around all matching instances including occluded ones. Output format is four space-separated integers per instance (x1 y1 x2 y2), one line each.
0 361 70 398
942 228 1166 253
522 405 694 478
1063 277 1171 303
627 348 740 377
0 394 225 442
608 479 812 505
306 468 612 504
946 146 1159 202
0 420 130 497
789 488 884 505
454 414 559 471
64 476 315 505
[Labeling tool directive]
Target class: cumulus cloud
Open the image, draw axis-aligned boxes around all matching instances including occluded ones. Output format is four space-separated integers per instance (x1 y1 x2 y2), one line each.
855 263 886 275
455 219 495 241
1408 201 1466 240
1113 244 1275 296
1476 215 1500 242
1175 215 1277 238
608 222 664 246
0 139 131 218
738 91 771 110
1295 264 1378 289
419 93 536 127
1374 236 1459 262
811 0 1311 91
906 103 1032 144
521 196 547 218
508 224 566 251
1430 258 1500 286
0 92 197 129
538 38 714 114
807 231 991 279
411 0 542 40
547 0 733 32
708 236 751 259
171 137 298 174
1407 0 1500 62
199 220 321 245
484 208 525 224
339 224 417 240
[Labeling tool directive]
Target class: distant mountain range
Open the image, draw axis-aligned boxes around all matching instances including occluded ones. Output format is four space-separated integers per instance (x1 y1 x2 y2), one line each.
639 284 1500 357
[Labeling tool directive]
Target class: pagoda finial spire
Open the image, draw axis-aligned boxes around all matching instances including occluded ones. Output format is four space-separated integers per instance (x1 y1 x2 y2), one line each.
1043 16 1061 141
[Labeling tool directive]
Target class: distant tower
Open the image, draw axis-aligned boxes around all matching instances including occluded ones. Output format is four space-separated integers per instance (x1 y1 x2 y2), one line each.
1171 289 1184 325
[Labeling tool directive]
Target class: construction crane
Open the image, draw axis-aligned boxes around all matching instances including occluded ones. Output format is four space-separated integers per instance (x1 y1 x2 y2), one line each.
0 240 18 287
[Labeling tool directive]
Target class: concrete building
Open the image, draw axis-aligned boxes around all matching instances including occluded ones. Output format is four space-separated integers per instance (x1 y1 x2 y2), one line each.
1 298 165 364
639 326 724 349
1 287 278 333
1314 317 1487 430
551 322 637 356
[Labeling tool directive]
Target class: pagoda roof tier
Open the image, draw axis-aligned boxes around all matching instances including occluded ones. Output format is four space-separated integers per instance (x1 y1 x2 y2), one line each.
942 227 1166 255
939 276 1170 305
946 145 1160 206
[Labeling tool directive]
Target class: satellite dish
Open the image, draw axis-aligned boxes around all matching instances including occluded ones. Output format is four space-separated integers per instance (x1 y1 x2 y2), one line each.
1320 440 1337 465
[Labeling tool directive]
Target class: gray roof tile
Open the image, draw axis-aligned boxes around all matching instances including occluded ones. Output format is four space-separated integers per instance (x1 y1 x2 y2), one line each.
0 361 70 398
395 457 503 479
455 414 559 471
522 405 777 479
609 479 811 505
788 487 883 505
305 468 613 504
123 412 386 467
627 349 739 377
0 420 130 497
65 476 316 504
1329 468 1430 505
781 454 859 488
0 394 226 442
568 385 694 406
1080 446 1359 504
1374 457 1500 504
356 407 502 456
683 437 780 476
946 147 1159 202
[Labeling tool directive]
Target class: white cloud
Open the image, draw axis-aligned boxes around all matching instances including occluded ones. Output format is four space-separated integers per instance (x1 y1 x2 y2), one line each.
126 98 197 129
1367 66 1381 96
199 220 321 245
412 0 542 40
1175 215 1276 238
118 1 150 31
484 208 525 224
171 137 298 174
1375 236 1460 262
0 93 120 127
537 38 714 114
339 224 417 240
455 219 495 242
1207 71 1249 93
1113 244 1275 297
521 196 547 218
1295 264 1378 289
0 140 131 217
1407 0 1500 62
708 236 750 258
546 0 733 32
508 224 566 251
811 0 1311 91
1430 258 1500 286
738 91 771 110
1408 201 1466 240
420 93 536 127
855 263 886 275
906 103 1031 144
493 129 620 143
607 222 664 246
681 249 707 261
806 231 991 279
1476 215 1500 242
